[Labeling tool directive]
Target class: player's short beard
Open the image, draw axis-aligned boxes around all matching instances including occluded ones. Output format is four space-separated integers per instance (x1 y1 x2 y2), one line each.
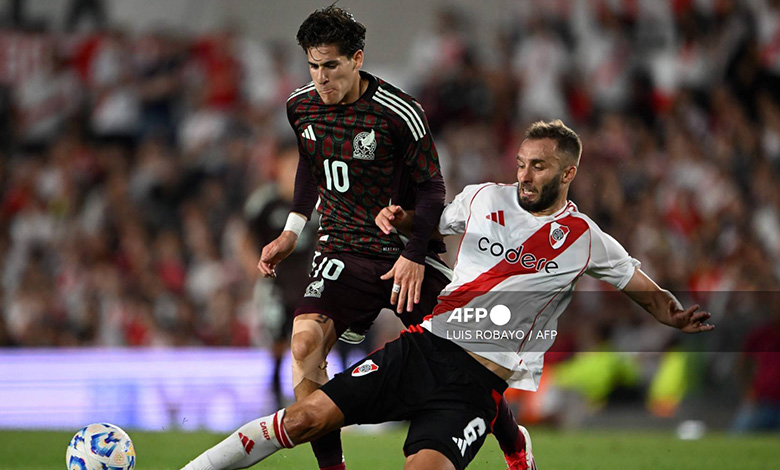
518 172 562 213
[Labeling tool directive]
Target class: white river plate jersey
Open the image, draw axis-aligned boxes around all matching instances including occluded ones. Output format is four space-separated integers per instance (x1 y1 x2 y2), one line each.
422 183 640 390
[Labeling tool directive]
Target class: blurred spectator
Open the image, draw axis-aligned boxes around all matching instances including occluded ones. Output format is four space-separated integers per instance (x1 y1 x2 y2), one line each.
65 0 107 32
732 309 780 433
13 43 82 154
512 14 570 121
136 31 185 144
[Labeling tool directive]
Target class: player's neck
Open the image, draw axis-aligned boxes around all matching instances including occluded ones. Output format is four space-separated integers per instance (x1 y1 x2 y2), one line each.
528 197 569 218
340 75 368 105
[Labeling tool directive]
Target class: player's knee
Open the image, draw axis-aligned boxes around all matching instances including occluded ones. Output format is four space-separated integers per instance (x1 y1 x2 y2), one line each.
291 331 320 363
283 401 332 443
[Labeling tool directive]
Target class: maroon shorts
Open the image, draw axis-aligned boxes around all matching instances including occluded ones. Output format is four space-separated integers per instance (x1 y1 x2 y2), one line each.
294 252 451 336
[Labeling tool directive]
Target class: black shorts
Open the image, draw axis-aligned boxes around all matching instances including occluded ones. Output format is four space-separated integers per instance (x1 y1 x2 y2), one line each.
320 328 507 470
295 252 451 336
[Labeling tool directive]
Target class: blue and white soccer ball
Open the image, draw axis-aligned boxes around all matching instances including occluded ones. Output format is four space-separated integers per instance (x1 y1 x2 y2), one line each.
66 423 136 470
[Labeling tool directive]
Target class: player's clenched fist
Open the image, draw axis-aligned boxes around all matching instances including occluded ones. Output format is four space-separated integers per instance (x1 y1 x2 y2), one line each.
376 204 410 235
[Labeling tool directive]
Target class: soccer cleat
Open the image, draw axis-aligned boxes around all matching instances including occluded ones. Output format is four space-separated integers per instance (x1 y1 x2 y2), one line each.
338 328 365 344
504 425 537 470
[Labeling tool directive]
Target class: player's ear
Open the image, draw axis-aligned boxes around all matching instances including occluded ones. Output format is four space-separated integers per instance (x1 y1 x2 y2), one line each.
561 165 577 184
352 49 364 70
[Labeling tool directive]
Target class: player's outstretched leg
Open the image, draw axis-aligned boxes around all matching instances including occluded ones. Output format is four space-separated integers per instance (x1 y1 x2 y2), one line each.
180 391 344 470
291 314 346 469
493 397 538 469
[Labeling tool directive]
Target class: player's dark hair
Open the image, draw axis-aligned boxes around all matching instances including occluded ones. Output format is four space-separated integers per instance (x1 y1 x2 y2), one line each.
526 120 582 166
296 5 366 58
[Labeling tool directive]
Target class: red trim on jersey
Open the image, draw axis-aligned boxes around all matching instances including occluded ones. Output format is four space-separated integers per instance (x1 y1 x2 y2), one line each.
517 223 592 352
498 210 505 226
553 201 576 218
431 215 590 316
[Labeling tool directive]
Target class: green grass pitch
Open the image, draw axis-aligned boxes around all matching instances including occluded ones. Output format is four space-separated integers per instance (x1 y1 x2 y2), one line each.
2 427 779 469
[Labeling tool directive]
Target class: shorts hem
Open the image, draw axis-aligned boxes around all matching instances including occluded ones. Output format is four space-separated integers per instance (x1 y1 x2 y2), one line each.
404 439 464 470
293 307 348 336
319 376 359 426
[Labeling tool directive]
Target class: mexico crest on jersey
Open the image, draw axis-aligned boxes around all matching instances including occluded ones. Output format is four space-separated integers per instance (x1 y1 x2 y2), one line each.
549 222 570 249
352 130 377 160
304 279 324 298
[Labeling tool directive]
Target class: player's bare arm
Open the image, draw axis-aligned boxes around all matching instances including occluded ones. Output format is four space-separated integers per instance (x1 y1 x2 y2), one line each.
622 268 715 333
257 212 307 278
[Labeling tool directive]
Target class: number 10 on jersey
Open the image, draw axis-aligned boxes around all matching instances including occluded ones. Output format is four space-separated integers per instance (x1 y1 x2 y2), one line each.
324 159 350 193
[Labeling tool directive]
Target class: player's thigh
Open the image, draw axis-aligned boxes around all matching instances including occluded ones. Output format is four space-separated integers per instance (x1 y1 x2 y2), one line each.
404 449 456 470
404 409 491 470
296 252 389 335
291 313 338 361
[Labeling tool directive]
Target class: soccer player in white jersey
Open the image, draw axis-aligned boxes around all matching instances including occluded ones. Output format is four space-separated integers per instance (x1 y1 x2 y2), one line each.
180 120 713 470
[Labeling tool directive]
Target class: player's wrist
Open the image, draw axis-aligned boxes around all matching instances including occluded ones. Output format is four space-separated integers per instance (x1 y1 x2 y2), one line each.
399 252 425 266
283 213 307 237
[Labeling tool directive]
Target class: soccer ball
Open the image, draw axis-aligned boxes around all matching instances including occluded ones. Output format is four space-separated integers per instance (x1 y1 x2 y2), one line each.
66 423 136 470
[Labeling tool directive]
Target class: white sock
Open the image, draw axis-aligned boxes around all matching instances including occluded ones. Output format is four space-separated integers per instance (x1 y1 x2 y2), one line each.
181 409 294 470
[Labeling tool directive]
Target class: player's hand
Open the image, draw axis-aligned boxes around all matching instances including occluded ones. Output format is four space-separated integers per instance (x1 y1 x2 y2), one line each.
668 301 715 333
380 255 425 313
376 205 410 235
258 231 298 278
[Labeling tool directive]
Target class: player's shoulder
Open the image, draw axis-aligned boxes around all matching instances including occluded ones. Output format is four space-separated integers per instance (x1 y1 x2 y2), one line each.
373 76 421 108
371 75 429 140
286 81 317 107
473 182 516 197
454 182 511 205
559 204 602 233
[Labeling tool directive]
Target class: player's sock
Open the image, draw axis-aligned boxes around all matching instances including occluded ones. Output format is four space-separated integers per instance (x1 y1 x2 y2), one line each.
310 429 345 469
180 410 295 470
492 397 526 460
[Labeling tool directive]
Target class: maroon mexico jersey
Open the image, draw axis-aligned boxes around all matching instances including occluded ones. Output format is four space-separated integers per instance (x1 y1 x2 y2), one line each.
287 71 441 259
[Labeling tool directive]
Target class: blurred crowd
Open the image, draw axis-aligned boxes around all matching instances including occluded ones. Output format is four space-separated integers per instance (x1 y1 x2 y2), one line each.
0 0 779 362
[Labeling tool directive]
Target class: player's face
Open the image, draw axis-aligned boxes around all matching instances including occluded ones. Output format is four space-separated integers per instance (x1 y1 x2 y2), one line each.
306 44 363 105
516 138 570 214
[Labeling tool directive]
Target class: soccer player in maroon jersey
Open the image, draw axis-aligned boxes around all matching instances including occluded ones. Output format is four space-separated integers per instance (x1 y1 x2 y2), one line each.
254 5 525 470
